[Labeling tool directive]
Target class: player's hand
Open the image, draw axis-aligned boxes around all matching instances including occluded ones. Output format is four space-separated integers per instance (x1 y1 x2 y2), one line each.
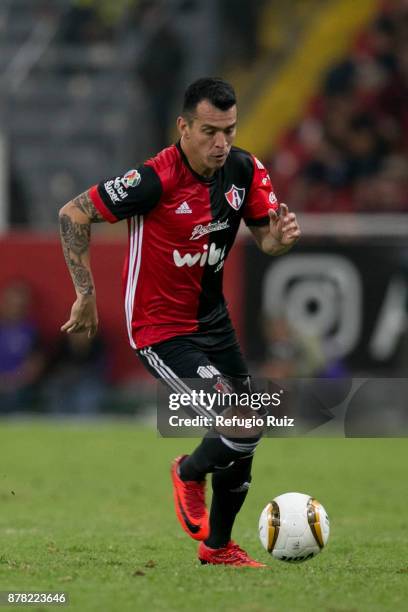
268 203 301 247
60 295 98 338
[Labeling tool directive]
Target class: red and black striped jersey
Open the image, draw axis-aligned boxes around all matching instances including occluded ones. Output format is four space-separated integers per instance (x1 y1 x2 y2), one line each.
89 142 279 349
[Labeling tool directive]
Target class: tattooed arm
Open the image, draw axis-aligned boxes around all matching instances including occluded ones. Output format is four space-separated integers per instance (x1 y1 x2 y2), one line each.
59 190 105 337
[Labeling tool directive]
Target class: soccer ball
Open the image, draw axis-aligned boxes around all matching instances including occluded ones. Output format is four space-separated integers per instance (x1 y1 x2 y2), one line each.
259 492 330 562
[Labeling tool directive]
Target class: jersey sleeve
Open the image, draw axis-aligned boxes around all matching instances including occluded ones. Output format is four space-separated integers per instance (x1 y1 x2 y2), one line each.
243 156 280 226
89 165 162 223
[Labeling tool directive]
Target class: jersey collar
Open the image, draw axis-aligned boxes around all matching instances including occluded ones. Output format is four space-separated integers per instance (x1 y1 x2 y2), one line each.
176 141 217 184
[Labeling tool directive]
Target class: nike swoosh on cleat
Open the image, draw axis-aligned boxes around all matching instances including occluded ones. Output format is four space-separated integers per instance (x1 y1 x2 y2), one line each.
176 491 200 534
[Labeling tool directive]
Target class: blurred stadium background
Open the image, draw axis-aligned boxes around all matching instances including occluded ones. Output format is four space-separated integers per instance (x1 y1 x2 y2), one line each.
1 0 408 417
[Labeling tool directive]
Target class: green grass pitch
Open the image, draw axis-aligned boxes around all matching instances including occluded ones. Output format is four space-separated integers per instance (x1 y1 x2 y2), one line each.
0 422 407 611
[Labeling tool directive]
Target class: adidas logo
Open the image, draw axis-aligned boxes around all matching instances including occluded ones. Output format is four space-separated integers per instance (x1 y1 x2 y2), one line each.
175 201 192 214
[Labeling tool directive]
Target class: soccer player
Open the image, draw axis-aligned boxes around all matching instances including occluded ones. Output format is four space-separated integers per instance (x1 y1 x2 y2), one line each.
59 77 301 567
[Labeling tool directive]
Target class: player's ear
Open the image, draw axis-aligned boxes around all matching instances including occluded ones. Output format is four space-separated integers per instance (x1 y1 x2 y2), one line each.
177 115 192 139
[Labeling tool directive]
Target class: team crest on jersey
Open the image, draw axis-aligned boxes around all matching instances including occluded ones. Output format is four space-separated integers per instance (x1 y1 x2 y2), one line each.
269 191 278 204
225 185 245 210
123 169 141 188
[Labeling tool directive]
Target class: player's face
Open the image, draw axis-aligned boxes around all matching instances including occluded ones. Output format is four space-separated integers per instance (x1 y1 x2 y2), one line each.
178 100 237 177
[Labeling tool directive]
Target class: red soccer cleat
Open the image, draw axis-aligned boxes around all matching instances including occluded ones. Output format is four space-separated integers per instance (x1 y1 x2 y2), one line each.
171 455 209 541
198 541 266 567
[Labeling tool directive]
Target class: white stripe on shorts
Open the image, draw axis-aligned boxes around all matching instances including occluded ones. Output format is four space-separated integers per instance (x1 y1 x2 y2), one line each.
140 347 215 420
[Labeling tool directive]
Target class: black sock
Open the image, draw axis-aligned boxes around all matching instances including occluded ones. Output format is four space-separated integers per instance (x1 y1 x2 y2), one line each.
179 433 259 481
204 455 253 549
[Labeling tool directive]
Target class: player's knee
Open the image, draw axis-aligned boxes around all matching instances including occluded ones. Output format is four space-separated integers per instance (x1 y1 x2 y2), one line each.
219 432 263 457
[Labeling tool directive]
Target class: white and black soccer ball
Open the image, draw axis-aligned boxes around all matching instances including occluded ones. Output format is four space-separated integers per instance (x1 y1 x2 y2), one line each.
259 492 330 562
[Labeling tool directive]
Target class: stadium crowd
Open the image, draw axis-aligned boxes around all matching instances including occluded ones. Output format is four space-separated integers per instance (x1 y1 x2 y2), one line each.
0 281 108 414
269 0 408 213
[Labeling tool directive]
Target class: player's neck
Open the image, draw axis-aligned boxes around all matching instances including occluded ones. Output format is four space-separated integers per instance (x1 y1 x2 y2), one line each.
179 138 215 178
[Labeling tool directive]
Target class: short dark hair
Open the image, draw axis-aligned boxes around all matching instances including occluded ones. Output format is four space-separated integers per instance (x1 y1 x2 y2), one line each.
182 77 236 117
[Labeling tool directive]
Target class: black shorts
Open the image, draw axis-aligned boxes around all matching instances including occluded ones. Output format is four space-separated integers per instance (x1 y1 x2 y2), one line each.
137 324 249 384
137 326 266 443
